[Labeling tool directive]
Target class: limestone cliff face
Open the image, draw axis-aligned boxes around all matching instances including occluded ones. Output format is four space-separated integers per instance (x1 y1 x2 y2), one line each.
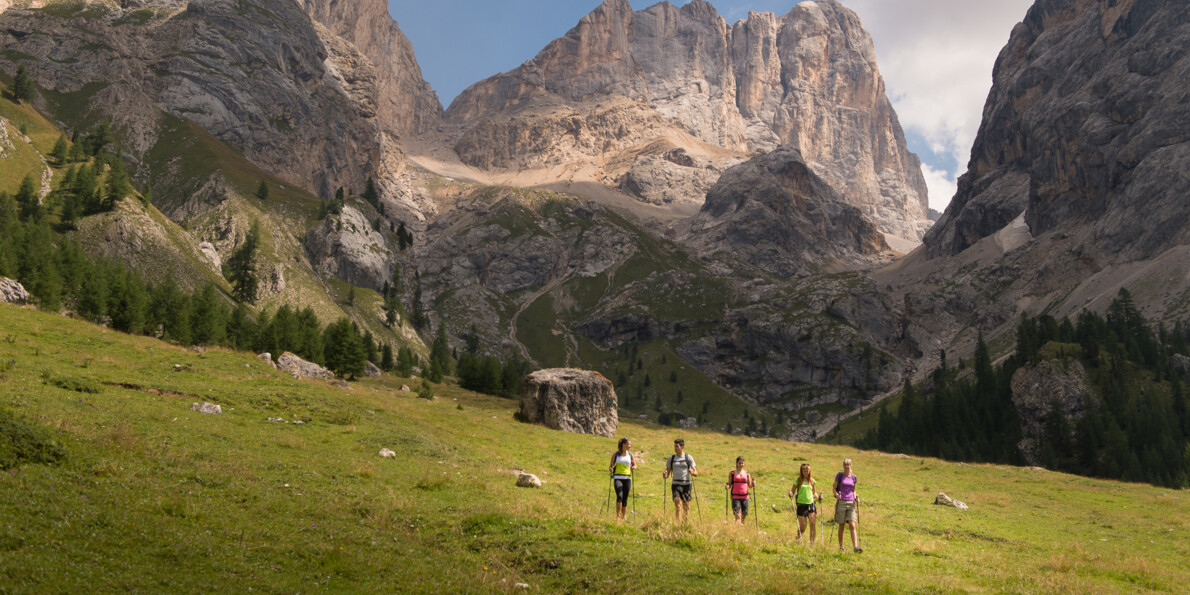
0 0 439 213
442 0 930 240
924 0 1190 260
687 145 890 277
298 0 442 138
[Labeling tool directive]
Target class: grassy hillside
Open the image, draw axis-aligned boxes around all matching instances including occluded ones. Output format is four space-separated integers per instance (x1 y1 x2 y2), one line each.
1 304 1186 593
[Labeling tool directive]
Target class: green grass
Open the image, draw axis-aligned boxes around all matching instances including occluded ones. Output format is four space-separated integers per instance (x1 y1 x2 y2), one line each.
2 305 1185 592
0 120 45 195
143 113 321 217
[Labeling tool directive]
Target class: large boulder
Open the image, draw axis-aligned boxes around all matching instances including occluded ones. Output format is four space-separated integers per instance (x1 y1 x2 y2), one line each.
519 368 618 437
0 277 30 305
276 352 335 380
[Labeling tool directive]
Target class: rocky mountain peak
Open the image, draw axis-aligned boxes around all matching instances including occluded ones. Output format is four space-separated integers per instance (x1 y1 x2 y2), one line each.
434 0 931 243
298 0 443 138
923 0 1189 261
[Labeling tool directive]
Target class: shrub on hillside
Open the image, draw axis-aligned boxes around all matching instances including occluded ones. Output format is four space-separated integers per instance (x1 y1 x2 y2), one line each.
0 408 65 470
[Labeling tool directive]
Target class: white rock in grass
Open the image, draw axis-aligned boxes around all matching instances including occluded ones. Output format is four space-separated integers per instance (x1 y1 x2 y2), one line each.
515 583 529 590
934 492 968 510
379 448 396 459
0 277 30 305
399 385 411 392
516 473 542 488
192 402 222 415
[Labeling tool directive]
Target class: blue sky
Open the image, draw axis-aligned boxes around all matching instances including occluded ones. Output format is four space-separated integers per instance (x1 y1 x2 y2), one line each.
388 0 1032 211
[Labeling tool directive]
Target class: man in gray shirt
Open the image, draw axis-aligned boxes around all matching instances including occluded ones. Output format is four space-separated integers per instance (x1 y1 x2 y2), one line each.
662 438 698 521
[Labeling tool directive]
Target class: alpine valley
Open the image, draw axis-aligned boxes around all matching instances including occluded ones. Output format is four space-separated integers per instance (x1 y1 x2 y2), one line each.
1 0 1187 469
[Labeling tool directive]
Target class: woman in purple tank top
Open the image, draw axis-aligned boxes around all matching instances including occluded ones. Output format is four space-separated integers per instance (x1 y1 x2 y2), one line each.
833 458 862 553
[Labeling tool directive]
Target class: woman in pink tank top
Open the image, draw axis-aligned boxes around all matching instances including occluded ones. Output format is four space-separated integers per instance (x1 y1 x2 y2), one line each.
724 456 754 524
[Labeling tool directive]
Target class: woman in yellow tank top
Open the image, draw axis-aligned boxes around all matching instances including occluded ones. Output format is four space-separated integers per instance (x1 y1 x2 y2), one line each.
787 463 822 546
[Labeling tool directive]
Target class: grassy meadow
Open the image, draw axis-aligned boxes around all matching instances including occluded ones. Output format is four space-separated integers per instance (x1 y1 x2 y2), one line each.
1 304 1187 593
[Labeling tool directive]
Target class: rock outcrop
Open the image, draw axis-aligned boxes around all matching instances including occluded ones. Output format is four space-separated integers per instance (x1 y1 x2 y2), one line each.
439 0 930 240
924 0 1190 260
0 277 29 305
0 0 439 214
298 0 442 138
1010 359 1095 466
276 352 335 381
519 369 619 437
305 203 395 292
1172 354 1190 382
686 146 891 277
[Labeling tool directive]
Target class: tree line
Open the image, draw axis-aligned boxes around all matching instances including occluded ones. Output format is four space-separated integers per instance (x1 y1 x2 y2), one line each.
857 290 1190 488
1 181 416 380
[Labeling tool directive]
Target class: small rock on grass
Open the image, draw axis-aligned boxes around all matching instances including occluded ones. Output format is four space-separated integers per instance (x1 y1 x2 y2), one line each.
934 492 969 510
516 473 542 488
379 448 396 459
192 402 222 414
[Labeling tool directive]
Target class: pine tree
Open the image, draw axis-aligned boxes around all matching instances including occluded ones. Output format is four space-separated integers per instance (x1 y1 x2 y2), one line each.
103 160 132 210
430 323 452 378
380 344 394 371
362 177 379 208
85 121 113 156
347 285 356 306
255 180 269 201
323 318 366 379
12 64 34 103
67 141 85 163
50 136 68 165
141 181 152 206
15 175 39 222
190 284 227 345
397 222 411 250
227 221 260 303
396 347 415 377
417 378 434 400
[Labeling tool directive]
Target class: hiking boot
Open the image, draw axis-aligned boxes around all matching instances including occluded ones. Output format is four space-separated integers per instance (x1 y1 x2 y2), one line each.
854 546 863 553
838 546 845 553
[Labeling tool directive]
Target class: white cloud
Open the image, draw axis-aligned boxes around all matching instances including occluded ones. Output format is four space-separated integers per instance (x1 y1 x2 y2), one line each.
845 0 1034 211
921 163 958 213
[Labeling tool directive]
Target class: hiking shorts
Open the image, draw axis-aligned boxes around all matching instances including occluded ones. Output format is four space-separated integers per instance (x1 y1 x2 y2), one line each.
732 497 749 515
614 478 632 505
796 502 817 518
671 483 692 502
835 499 857 524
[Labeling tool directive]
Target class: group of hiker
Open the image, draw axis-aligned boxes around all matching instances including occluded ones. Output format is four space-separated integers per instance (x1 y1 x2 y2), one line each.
608 438 863 553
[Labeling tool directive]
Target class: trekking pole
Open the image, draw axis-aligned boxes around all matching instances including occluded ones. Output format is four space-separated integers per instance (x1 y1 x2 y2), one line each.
631 474 637 520
602 474 611 515
753 485 759 531
856 498 862 551
661 475 666 517
692 479 702 521
791 495 800 541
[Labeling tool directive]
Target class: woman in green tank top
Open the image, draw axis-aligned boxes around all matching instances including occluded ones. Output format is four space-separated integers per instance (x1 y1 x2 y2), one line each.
787 463 821 546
